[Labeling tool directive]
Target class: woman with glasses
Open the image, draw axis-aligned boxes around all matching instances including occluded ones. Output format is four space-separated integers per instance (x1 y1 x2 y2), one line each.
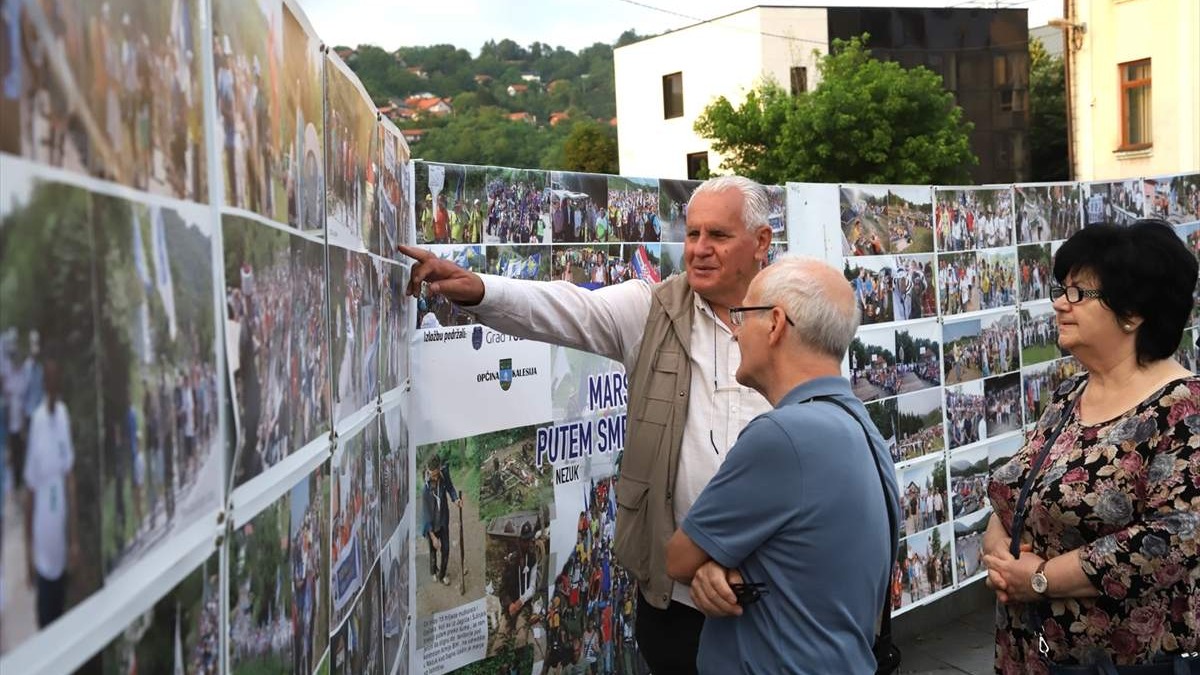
981 219 1200 673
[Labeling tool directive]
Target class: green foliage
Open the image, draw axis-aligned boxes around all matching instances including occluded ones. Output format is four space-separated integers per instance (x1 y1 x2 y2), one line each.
1029 38 1068 182
561 119 619 174
415 108 551 169
695 34 978 185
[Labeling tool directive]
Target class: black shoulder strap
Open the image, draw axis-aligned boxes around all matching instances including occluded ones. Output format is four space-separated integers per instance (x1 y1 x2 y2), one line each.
803 394 899 644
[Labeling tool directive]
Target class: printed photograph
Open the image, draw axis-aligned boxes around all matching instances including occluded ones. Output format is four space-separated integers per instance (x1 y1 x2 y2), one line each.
949 446 989 520
229 496 293 674
844 255 895 325
325 56 379 250
943 310 1019 386
606 176 660 242
767 184 787 241
416 245 485 329
934 187 1013 251
485 167 550 244
865 398 899 463
380 405 411 543
330 249 380 421
841 185 933 255
987 433 1024 473
291 462 330 675
546 171 609 244
847 326 897 403
380 126 412 254
1020 357 1083 425
977 248 1018 311
415 435 485 616
331 427 380 630
946 378 986 450
893 388 945 464
896 457 949 538
331 563 382 675
658 178 700 244
895 523 953 609
893 321 941 395
1177 329 1198 374
936 251 980 316
552 244 626 289
1178 221 1200 257
1017 243 1053 302
954 508 991 581
1146 174 1200 224
1082 179 1142 227
660 243 684 280
382 525 411 675
984 372 1022 437
1020 303 1063 367
487 245 552 282
1015 183 1080 244
379 260 411 395
282 0 326 232
416 162 485 245
892 254 936 321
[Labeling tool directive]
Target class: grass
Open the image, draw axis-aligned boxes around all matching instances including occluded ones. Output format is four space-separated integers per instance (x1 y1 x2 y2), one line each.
1022 343 1061 366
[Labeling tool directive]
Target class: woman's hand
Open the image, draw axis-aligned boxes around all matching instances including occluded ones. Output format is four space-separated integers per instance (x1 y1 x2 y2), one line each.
982 513 1031 603
982 551 1046 605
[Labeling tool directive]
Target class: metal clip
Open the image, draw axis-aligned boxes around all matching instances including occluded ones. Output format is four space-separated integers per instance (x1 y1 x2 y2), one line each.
1038 634 1050 657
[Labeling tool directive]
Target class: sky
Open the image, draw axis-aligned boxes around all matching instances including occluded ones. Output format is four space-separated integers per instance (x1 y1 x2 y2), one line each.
294 0 1062 55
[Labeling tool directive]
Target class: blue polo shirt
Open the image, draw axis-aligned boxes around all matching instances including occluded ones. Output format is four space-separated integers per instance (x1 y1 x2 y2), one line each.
682 377 900 675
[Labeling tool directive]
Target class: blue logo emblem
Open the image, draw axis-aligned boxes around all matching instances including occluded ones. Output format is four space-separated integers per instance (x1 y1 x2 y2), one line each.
472 325 483 350
499 358 513 391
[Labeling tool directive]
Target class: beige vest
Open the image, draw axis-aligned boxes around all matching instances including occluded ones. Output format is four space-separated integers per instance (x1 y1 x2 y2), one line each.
613 274 694 609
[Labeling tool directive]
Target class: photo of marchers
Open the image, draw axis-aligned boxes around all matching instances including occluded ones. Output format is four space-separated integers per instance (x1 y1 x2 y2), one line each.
658 178 700 243
229 497 294 675
841 185 933 254
485 167 550 244
893 388 945 464
488 245 552 281
325 58 379 250
547 171 609 243
893 322 941 394
290 463 330 675
282 1 327 233
380 126 412 254
934 187 1013 251
331 428 380 629
223 216 330 486
942 311 1018 385
895 523 953 609
332 564 382 675
844 255 895 325
552 244 627 290
379 260 411 395
953 509 990 581
937 251 981 316
976 248 1017 310
1147 173 1200 224
1015 183 1080 244
380 405 410 543
415 246 485 329
1020 357 1083 426
607 176 660 242
1019 302 1063 366
0 0 207 200
897 458 948 537
847 326 898 402
1017 243 1053 302
382 526 411 675
330 249 380 421
417 162 485 245
1177 329 1199 374
1083 179 1143 226
949 445 989 519
946 379 986 449
892 254 935 321
767 184 787 240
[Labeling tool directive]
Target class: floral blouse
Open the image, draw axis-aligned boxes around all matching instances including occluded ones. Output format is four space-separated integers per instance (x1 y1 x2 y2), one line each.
988 374 1200 674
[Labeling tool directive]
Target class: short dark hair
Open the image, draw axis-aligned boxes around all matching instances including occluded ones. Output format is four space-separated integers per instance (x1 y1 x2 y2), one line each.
1053 219 1198 365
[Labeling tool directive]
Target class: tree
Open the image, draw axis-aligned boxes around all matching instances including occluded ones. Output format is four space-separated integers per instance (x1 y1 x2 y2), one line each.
560 119 619 174
414 107 548 168
1029 38 1069 182
695 35 977 185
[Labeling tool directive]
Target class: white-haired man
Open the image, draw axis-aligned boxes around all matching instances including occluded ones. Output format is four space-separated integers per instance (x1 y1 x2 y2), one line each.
400 175 774 673
665 257 900 674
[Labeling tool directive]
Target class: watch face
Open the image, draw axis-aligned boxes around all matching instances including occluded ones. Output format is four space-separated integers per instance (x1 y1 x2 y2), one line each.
1031 572 1048 594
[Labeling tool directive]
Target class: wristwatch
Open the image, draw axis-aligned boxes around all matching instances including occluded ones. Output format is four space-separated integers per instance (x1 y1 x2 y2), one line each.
1031 560 1049 595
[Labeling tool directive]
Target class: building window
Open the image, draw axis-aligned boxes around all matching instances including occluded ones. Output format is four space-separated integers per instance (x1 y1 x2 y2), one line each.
1119 59 1152 149
790 66 808 95
663 72 683 119
686 152 708 180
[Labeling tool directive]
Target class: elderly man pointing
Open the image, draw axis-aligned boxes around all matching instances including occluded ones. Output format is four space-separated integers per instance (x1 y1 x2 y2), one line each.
399 176 774 674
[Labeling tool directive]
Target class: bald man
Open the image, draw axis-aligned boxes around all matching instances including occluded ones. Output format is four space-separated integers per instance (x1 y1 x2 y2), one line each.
665 257 900 674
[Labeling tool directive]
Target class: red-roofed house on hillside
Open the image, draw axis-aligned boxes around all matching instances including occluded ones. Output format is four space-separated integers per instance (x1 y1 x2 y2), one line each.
474 74 494 86
549 111 570 126
407 66 428 79
506 83 529 97
402 129 427 144
508 112 536 125
412 97 453 118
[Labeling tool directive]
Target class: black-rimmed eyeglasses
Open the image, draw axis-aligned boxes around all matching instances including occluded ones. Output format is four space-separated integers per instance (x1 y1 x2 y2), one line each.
729 305 795 327
1049 284 1104 304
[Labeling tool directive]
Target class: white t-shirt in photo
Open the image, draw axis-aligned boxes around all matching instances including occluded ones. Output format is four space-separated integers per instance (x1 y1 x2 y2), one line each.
23 399 74 581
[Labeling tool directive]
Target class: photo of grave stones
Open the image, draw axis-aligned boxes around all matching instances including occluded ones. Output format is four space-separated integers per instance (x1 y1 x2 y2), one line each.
866 398 899 464
844 255 895 325
954 508 990 581
485 167 550 244
1020 357 1083 426
1017 243 1053 302
848 326 897 402
1178 329 1199 374
380 405 411 542
1083 179 1143 227
382 526 411 675
416 163 486 246
946 378 986 449
949 445 989 520
1020 302 1063 366
895 523 953 610
894 388 945 464
282 0 326 233
212 0 284 221
657 178 700 244
934 187 1013 252
893 321 941 395
330 249 380 421
0 172 101 654
841 185 934 254
552 244 628 289
415 436 485 615
0 0 207 201
325 56 379 250
487 245 552 281
223 216 330 486
937 251 980 316
892 254 936 321
380 261 411 395
943 310 1019 386
380 126 412 254
332 426 381 630
477 425 551 660
606 176 660 242
331 563 382 675
92 196 220 580
767 184 787 241
292 463 331 675
660 243 684 280
547 171 609 244
228 495 294 675
977 248 1017 310
1015 183 1080 244
416 245 485 329
100 553 221 675
897 457 949 538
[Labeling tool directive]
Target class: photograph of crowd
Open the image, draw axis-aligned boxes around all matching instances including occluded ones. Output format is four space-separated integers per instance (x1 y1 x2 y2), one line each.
488 245 552 281
942 310 1019 385
380 405 411 543
934 187 1013 251
325 56 378 250
1179 221 1200 257
946 379 986 449
845 256 895 325
478 425 551 659
897 458 948 537
382 525 411 675
606 176 660 242
330 249 380 421
228 496 294 674
1020 357 1083 426
1 173 100 655
0 0 207 201
848 327 898 402
281 1 326 233
984 372 1022 437
893 322 941 395
416 435 484 616
976 249 1017 310
949 446 989 520
552 244 642 289
93 196 220 580
1178 329 1198 374
840 185 934 255
892 255 936 321
893 388 945 464
485 168 550 244
379 261 411 396
1017 243 1053 302
223 216 329 486
1020 303 1062 366
1146 174 1200 224
953 508 990 581
101 553 221 675
658 178 700 244
1083 179 1143 227
379 125 412 255
291 463 330 675
331 564 382 675
547 172 609 244
416 246 485 329
417 163 485 246
1015 183 1080 244
937 251 980 316
895 523 953 609
767 184 787 240
332 427 381 630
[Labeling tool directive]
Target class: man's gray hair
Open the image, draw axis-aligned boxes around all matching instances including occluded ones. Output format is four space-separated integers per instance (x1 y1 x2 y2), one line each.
689 175 771 232
756 256 861 360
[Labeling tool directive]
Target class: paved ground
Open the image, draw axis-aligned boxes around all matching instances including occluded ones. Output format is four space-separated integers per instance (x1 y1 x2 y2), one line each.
895 581 996 674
